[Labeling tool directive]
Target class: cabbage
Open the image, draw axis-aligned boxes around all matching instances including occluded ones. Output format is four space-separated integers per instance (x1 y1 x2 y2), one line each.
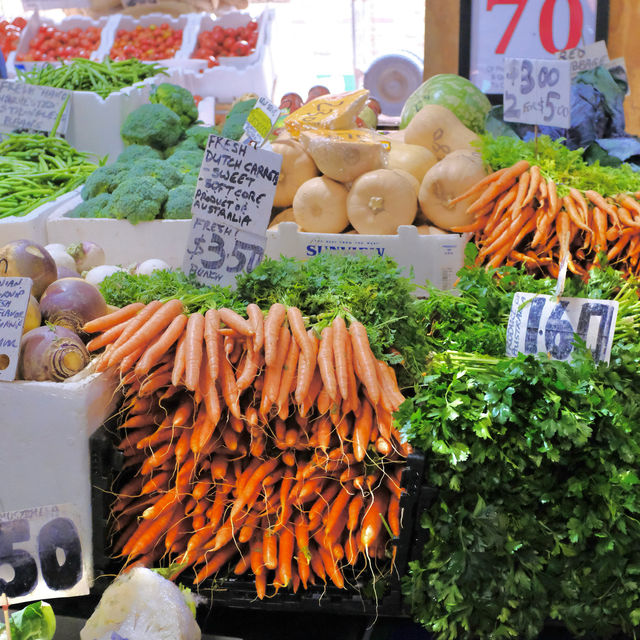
80 567 201 640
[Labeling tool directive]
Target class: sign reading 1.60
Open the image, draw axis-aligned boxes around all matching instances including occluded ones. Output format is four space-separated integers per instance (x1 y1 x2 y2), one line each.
469 0 599 95
506 292 618 364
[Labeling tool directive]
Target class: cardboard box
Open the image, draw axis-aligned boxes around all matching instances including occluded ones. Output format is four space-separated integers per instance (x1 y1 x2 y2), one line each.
46 191 191 267
266 222 467 291
0 363 119 587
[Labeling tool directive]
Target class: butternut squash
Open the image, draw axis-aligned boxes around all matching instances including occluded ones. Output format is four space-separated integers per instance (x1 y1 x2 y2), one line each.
272 139 319 208
418 149 487 231
292 176 349 233
347 169 417 235
404 104 479 161
386 142 437 183
300 130 386 183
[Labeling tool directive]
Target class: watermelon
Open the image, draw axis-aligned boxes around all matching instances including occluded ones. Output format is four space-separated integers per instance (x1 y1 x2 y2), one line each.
400 74 492 134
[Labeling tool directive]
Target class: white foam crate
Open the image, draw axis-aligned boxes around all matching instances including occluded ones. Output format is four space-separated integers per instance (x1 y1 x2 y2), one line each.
0 363 119 587
180 9 271 73
101 13 202 68
63 66 182 162
266 222 467 291
0 189 80 247
13 14 117 72
46 192 191 267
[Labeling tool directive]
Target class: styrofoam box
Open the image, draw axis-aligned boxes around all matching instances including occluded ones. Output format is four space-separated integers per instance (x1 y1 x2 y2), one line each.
180 9 271 73
101 13 203 68
0 189 79 246
62 66 182 162
266 222 468 291
13 14 118 72
0 363 119 586
46 192 191 267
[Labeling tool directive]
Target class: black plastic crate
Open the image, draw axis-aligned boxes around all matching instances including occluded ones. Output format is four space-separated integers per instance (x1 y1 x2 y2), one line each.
89 425 427 617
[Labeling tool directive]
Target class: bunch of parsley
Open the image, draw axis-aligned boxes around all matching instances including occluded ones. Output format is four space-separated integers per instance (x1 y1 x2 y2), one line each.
399 255 640 639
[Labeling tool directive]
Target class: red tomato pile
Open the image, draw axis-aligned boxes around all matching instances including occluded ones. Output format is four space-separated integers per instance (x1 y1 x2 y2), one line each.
0 17 26 58
110 23 183 61
191 19 258 68
17 24 101 62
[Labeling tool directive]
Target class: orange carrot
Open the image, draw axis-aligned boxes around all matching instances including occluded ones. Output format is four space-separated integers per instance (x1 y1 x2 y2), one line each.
86 319 129 352
295 329 320 406
466 160 530 216
585 190 619 223
276 337 300 420
135 313 187 378
348 321 380 405
246 303 264 352
183 312 204 391
194 543 239 583
318 326 338 402
84 302 145 334
360 490 389 550
219 338 241 419
218 307 254 337
260 325 291 416
108 299 183 366
264 303 286 367
448 166 509 205
277 527 295 587
263 529 278 570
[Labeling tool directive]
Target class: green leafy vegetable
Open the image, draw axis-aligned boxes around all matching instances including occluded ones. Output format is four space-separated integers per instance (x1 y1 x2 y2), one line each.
0 601 56 640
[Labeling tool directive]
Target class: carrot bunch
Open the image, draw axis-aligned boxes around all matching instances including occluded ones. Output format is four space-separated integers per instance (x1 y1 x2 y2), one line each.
84 300 410 597
451 159 640 277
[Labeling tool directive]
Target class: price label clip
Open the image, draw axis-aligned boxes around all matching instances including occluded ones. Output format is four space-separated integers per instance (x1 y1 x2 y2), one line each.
506 292 618 364
241 96 281 148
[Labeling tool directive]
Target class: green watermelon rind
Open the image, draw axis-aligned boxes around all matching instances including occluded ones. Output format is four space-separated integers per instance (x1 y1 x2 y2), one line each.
400 74 492 134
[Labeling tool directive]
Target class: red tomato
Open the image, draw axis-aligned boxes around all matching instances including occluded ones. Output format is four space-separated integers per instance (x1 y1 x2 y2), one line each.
211 26 224 43
246 20 258 32
222 36 235 52
232 40 250 56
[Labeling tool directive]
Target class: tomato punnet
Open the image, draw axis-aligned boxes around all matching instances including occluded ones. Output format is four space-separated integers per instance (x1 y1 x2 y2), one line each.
110 23 183 61
0 17 26 57
191 20 258 60
17 24 100 61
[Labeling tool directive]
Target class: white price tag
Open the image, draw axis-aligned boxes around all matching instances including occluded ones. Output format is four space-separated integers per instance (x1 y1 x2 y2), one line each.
503 57 571 128
0 503 90 604
0 276 31 382
241 96 281 147
506 292 618 364
183 135 282 287
0 82 71 137
556 40 609 78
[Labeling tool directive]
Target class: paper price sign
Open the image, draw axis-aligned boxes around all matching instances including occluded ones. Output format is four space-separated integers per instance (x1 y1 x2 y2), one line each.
556 40 609 78
0 276 32 382
0 82 71 137
506 292 618 364
0 504 90 604
242 96 281 147
184 135 282 287
503 57 571 128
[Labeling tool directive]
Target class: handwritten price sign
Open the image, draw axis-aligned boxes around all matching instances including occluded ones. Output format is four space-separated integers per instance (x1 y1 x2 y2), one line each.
0 276 31 381
183 135 282 287
503 57 571 128
506 292 618 364
0 504 89 604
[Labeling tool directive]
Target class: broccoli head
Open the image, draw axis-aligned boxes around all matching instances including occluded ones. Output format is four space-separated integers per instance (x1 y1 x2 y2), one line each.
121 103 183 151
182 169 199 186
81 164 128 200
164 137 200 158
115 144 163 164
67 193 113 218
150 83 199 128
128 158 183 189
109 176 168 225
163 184 195 220
166 149 204 175
184 124 219 149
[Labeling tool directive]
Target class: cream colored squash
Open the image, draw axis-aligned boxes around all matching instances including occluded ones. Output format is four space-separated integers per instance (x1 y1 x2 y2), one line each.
404 104 479 161
272 139 319 208
300 131 386 184
268 207 296 230
416 224 449 235
347 169 417 235
418 149 487 231
387 142 437 183
293 177 349 233
391 169 420 196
